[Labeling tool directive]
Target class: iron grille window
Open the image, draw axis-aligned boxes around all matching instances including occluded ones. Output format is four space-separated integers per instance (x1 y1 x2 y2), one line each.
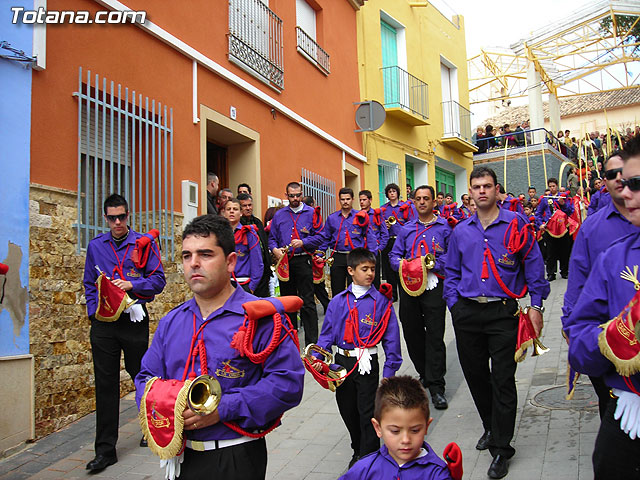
378 160 400 206
301 168 336 223
74 67 175 257
296 27 330 74
228 0 284 91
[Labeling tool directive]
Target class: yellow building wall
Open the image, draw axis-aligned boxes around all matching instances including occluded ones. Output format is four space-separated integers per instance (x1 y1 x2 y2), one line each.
357 0 475 206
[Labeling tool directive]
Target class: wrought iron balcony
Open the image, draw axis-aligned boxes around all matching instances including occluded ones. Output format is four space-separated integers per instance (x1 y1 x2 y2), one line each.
380 66 429 125
228 0 284 91
441 100 476 153
296 26 330 74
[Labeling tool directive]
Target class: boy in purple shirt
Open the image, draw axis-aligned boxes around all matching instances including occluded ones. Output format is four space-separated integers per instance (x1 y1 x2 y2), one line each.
314 248 402 468
340 376 453 480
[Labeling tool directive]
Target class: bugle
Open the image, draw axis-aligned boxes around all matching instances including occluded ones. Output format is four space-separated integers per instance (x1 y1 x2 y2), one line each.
385 216 397 228
423 253 436 270
187 374 222 415
301 344 347 392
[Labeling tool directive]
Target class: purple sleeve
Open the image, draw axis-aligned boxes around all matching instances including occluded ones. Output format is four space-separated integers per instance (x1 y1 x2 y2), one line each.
381 302 402 377
587 192 599 216
129 241 166 298
248 232 264 292
443 229 462 309
365 224 378 253
434 226 452 277
316 299 337 353
521 224 549 307
267 213 282 252
135 318 168 408
560 227 591 330
303 215 331 251
561 199 574 216
535 201 547 225
83 242 98 316
377 219 389 252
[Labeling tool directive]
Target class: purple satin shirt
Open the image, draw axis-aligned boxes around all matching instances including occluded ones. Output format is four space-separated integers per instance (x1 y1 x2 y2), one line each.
389 217 451 277
382 200 416 237
135 287 304 440
444 209 549 308
366 207 389 253
233 224 264 292
268 204 323 254
535 195 574 225
83 229 166 317
561 201 636 330
338 442 452 480
317 284 402 378
306 209 378 253
587 189 611 216
498 195 525 215
565 232 640 392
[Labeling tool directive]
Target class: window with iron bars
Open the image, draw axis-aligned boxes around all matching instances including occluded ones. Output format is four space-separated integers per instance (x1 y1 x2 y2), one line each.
74 67 175 257
378 160 400 206
300 168 336 223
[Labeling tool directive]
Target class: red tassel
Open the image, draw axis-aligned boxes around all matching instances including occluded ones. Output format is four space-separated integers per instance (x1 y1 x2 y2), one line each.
343 311 356 343
481 249 490 279
230 325 247 356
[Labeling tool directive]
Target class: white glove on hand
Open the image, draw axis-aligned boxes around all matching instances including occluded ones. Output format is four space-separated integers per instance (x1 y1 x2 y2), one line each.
426 271 439 291
356 348 372 375
159 452 184 480
126 303 145 322
613 388 640 440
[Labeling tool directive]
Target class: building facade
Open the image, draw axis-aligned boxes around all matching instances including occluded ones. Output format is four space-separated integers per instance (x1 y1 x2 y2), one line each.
356 0 475 206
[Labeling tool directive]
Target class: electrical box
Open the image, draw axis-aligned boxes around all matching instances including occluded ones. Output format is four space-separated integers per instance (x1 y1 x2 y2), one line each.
182 180 199 229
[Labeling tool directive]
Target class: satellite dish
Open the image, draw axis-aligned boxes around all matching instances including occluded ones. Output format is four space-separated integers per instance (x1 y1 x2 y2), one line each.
354 101 386 132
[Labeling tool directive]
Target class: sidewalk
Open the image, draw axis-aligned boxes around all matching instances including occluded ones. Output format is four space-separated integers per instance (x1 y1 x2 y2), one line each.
0 278 598 479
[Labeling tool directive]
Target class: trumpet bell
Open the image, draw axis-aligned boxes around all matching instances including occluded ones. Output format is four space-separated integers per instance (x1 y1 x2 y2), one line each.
187 374 222 416
385 216 397 227
326 256 334 268
302 344 347 392
423 253 436 270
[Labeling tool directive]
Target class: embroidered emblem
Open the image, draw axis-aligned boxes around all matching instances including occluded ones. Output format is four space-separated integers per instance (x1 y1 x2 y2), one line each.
433 242 444 253
498 253 515 266
150 401 170 428
405 275 420 286
237 251 246 257
620 265 640 291
301 226 310 234
127 268 141 278
361 313 378 326
101 296 114 313
215 360 245 379
352 228 361 235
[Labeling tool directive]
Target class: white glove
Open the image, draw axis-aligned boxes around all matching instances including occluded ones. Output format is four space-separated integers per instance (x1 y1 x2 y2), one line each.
126 303 145 322
613 388 640 439
355 348 372 375
426 271 439 291
159 452 184 480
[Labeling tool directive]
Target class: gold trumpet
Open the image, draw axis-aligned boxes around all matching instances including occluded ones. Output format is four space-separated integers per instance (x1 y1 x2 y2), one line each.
385 216 397 228
423 253 436 270
187 374 222 415
302 344 347 392
271 244 292 266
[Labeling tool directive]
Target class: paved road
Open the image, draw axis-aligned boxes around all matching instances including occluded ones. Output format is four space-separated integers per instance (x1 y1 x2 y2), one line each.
0 278 599 479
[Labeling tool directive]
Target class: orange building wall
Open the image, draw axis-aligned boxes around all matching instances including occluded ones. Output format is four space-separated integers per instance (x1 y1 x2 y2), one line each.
31 0 363 212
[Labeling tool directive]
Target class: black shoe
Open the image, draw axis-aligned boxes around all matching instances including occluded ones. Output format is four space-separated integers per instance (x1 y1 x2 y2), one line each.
476 430 491 450
432 392 448 410
487 455 509 479
348 453 360 469
86 455 117 472
140 436 148 447
547 274 556 281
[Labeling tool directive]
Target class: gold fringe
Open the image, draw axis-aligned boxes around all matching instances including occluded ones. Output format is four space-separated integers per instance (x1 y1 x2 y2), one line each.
95 274 136 322
275 256 289 282
139 377 192 460
545 229 568 239
514 339 533 363
598 321 640 377
399 258 428 297
565 362 580 401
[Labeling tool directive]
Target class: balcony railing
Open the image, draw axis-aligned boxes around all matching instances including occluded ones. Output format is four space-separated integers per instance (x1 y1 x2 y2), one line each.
296 26 330 74
381 66 428 120
228 0 284 91
442 100 472 143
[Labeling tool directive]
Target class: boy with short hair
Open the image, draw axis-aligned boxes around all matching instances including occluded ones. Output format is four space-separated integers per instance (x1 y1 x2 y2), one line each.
339 376 454 479
315 248 402 467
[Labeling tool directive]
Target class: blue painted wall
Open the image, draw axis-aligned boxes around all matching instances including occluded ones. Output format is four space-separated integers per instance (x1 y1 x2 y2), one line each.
0 1 32 356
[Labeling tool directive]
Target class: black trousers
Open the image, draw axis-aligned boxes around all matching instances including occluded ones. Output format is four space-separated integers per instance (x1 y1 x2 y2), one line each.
330 252 352 297
543 231 571 277
313 280 330 314
451 298 519 458
593 397 640 479
335 353 380 457
590 375 612 419
177 438 267 480
89 309 149 457
399 282 446 395
381 237 399 301
279 255 318 346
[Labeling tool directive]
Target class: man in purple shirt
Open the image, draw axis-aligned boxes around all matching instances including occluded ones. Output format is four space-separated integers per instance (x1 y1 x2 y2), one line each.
270 182 323 345
303 187 377 297
83 194 166 472
497 184 525 214
535 177 574 280
136 214 304 479
359 189 389 288
565 135 640 478
587 184 612 216
380 183 407 302
561 150 634 418
389 185 452 410
444 167 549 479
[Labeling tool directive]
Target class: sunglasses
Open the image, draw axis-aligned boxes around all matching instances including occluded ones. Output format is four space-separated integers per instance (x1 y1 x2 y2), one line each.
105 213 128 222
621 176 640 192
287 193 302 198
604 168 623 180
